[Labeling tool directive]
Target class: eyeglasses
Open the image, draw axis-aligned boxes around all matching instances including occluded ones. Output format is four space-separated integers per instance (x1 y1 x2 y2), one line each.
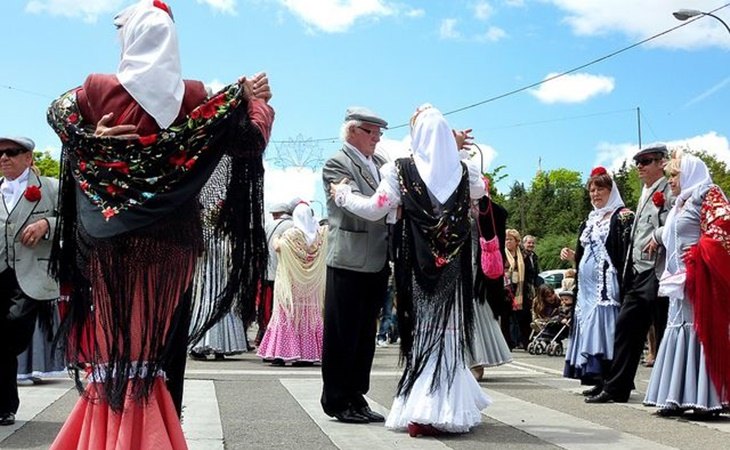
357 126 383 137
635 158 660 167
0 148 26 158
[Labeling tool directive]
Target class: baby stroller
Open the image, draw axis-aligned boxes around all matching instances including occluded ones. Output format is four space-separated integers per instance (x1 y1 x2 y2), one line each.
527 317 571 356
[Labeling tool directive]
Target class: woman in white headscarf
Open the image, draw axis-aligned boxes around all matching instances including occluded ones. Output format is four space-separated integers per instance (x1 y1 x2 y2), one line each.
257 203 328 365
47 1 274 448
560 167 634 395
331 104 491 437
643 151 730 416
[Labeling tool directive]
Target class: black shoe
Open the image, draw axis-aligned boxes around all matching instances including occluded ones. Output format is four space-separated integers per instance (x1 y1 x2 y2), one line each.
656 407 684 417
270 358 285 366
585 391 629 404
189 351 207 361
0 412 15 426
357 406 385 422
333 407 369 424
581 385 603 397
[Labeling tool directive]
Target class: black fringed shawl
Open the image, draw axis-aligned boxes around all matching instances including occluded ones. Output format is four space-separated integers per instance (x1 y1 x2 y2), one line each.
393 157 474 397
47 82 267 411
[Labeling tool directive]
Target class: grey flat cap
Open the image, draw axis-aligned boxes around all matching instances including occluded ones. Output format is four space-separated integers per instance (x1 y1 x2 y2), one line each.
0 136 34 152
269 202 290 214
634 144 668 161
344 106 388 129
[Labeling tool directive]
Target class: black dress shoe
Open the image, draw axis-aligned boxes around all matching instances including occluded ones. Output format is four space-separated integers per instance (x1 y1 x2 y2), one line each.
357 406 385 422
333 408 369 424
656 407 684 417
585 391 629 404
0 412 15 426
581 385 603 397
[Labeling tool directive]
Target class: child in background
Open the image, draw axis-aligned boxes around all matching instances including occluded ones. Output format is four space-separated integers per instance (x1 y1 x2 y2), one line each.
531 284 560 332
561 268 576 292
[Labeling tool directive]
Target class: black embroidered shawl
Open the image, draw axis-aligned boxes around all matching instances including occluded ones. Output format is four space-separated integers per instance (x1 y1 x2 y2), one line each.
393 157 475 397
47 82 268 410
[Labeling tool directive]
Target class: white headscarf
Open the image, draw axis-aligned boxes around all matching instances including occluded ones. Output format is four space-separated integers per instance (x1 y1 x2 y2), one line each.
292 203 319 246
114 0 184 129
410 105 462 205
660 154 713 287
582 171 625 236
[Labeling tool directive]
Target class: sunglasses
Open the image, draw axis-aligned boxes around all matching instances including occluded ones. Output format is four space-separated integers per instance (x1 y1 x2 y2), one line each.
357 126 383 137
0 147 27 158
635 158 660 167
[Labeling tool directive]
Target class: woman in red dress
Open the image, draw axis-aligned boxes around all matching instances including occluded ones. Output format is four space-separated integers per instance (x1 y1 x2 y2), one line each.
46 1 274 448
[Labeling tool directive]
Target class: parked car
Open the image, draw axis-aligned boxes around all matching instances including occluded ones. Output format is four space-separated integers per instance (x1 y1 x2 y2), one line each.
539 269 566 289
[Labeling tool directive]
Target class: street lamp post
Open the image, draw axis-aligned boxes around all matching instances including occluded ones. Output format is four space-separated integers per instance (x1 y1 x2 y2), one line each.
673 8 730 35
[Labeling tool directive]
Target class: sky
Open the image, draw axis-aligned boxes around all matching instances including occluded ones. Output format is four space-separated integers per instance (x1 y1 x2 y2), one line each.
1 0 729 217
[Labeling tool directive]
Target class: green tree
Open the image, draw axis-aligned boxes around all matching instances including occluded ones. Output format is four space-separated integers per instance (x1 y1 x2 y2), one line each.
612 160 640 208
694 150 730 195
33 150 60 178
535 233 577 270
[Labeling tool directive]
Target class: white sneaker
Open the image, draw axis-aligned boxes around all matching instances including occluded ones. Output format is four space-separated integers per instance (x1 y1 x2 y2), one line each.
376 339 388 348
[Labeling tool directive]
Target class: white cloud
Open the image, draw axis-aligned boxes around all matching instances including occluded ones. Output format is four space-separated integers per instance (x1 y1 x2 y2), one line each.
530 72 615 104
25 0 125 22
595 131 730 171
504 0 525 7
196 0 237 14
474 1 495 21
264 162 322 217
546 0 730 50
476 26 507 42
440 18 462 39
206 79 227 94
405 8 425 18
279 0 393 33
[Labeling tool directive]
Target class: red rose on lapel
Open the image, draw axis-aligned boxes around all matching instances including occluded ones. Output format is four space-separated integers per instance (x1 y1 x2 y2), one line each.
24 185 42 202
652 191 665 208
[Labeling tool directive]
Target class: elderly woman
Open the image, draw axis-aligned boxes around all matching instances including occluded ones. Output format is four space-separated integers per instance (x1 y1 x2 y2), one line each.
504 228 530 349
257 203 327 365
561 167 633 396
643 151 730 416
331 104 490 437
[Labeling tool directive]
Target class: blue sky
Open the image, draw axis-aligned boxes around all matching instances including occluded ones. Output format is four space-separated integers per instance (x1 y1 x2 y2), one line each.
1 0 729 215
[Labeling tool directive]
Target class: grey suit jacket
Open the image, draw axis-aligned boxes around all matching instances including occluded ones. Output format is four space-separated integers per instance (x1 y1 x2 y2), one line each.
322 145 388 273
0 171 60 300
625 177 675 282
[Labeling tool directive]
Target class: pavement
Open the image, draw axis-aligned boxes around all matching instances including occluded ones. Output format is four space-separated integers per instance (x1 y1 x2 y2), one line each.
2 345 729 449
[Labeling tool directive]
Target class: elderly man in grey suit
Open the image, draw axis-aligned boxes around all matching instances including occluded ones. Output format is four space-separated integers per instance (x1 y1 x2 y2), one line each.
0 136 59 426
320 107 390 424
587 144 673 404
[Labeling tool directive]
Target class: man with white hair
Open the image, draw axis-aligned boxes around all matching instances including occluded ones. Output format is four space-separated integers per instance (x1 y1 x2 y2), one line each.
320 106 390 424
0 136 59 426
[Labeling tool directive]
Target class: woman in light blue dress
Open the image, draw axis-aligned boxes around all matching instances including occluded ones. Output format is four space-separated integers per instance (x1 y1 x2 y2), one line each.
643 152 729 416
561 168 633 395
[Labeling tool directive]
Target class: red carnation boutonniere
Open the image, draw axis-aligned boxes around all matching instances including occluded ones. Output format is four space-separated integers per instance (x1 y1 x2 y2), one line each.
590 166 608 177
652 191 665 208
24 185 42 202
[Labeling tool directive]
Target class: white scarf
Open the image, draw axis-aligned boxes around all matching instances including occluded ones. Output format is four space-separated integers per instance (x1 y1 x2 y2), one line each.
115 0 184 129
292 203 319 246
0 167 30 211
410 106 462 204
659 154 712 297
580 177 625 243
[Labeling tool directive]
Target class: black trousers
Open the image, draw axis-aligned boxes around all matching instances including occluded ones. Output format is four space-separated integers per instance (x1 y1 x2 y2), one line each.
0 269 39 415
321 265 389 416
163 287 193 418
604 269 669 397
